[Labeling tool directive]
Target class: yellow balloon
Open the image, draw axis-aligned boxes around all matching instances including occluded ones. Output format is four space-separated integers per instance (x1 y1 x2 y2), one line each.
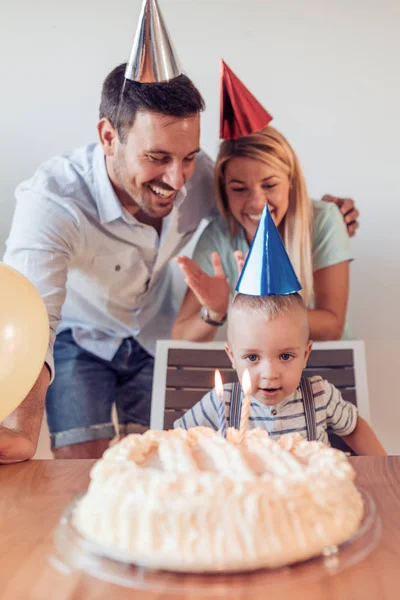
0 264 49 423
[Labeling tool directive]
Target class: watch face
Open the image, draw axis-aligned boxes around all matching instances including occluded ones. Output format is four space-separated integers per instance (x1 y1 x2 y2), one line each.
200 305 208 320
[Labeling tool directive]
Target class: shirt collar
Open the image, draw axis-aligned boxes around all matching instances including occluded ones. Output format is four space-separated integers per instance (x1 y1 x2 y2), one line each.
93 144 124 224
249 387 300 412
274 388 300 410
174 182 188 208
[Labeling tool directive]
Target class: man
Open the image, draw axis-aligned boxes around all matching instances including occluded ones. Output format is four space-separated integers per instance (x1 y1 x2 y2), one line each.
0 6 359 465
1 62 216 460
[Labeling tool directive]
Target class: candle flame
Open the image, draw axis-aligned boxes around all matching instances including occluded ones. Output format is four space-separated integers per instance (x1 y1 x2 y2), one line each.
242 369 251 395
215 369 224 397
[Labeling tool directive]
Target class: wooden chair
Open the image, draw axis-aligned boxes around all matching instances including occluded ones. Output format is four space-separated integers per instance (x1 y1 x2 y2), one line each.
150 340 370 452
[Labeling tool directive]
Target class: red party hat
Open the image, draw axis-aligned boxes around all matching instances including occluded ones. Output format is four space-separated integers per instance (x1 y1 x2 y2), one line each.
220 60 273 140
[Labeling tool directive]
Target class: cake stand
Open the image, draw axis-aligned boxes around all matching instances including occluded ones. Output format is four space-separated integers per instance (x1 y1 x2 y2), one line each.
51 487 380 595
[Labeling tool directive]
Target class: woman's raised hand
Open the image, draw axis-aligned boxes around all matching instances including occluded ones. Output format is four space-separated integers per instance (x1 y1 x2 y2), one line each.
176 253 230 315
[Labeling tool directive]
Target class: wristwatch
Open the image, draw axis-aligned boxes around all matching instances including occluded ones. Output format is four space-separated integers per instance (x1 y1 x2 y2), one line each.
200 305 227 327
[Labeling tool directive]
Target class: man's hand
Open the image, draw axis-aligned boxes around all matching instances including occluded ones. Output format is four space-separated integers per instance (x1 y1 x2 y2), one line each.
322 195 359 237
0 364 50 465
176 253 230 317
0 426 35 464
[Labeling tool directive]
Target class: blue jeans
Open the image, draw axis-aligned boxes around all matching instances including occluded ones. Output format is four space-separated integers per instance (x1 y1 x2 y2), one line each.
46 330 154 450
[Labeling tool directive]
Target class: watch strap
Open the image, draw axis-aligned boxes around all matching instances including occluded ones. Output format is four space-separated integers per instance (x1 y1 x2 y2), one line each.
200 306 227 327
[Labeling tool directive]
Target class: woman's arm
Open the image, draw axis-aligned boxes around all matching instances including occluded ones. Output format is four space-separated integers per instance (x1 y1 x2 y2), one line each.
172 287 224 341
342 416 387 456
172 253 230 341
308 261 349 340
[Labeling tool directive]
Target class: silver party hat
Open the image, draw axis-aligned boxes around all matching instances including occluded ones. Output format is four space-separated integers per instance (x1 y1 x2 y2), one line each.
125 0 182 83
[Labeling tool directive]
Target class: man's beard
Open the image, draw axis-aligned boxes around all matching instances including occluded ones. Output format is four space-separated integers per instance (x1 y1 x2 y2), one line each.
114 151 175 217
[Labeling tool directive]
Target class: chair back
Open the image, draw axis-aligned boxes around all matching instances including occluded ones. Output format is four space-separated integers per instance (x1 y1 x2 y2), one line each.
150 340 369 452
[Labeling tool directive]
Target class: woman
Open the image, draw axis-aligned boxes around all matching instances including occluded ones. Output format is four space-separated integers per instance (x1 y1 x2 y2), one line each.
172 126 352 341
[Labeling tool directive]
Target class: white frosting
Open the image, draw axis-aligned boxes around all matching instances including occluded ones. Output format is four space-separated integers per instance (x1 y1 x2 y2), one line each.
74 427 363 572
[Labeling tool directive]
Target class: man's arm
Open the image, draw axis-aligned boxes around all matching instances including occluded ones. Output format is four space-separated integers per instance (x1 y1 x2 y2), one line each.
0 364 51 463
1 186 81 463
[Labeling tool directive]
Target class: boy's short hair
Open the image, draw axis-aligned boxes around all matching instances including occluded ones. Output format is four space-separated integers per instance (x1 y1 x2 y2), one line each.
99 63 205 142
228 293 309 339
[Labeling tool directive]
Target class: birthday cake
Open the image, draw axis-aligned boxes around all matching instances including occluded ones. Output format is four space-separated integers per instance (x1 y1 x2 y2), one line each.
73 427 363 572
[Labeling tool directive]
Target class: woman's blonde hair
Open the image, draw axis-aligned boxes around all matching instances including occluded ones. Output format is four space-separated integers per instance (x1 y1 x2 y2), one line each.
215 126 314 305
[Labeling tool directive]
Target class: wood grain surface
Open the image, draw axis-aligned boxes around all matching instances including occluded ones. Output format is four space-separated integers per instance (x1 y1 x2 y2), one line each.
0 457 399 600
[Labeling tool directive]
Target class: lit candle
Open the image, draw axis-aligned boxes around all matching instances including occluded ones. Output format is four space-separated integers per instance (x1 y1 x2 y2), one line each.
239 369 251 443
215 369 226 438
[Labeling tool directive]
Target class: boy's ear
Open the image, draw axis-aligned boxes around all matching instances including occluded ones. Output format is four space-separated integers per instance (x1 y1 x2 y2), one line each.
224 343 235 369
303 340 313 368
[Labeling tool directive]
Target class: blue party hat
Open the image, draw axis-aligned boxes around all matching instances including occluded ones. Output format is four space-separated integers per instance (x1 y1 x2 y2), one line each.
235 205 302 296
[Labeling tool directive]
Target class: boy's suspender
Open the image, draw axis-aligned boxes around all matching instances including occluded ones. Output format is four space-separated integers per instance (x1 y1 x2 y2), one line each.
299 376 317 441
228 377 317 441
229 383 242 429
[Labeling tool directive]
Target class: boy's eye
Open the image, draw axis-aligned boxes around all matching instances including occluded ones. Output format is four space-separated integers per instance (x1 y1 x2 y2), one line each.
280 353 293 362
245 354 258 363
184 155 196 163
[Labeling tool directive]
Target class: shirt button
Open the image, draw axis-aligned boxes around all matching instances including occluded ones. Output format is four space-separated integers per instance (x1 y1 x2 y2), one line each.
115 265 121 271
271 409 277 416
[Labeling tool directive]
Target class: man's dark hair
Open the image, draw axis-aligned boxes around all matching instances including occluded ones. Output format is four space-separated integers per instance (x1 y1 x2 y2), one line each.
99 63 205 142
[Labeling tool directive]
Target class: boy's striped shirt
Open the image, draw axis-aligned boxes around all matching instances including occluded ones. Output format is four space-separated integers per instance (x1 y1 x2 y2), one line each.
174 376 357 445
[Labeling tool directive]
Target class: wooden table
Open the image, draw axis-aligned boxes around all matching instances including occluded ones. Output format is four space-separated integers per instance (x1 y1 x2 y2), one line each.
0 457 399 600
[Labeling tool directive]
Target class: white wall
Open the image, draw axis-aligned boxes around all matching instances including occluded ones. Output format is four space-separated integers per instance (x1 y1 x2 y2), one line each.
1 0 399 454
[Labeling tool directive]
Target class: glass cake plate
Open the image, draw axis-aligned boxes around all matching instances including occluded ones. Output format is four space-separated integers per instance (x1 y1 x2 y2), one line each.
51 487 380 594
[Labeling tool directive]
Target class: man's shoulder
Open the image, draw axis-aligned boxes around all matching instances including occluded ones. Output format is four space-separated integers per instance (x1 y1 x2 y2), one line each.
183 150 215 213
18 143 98 199
186 150 214 185
194 149 215 173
